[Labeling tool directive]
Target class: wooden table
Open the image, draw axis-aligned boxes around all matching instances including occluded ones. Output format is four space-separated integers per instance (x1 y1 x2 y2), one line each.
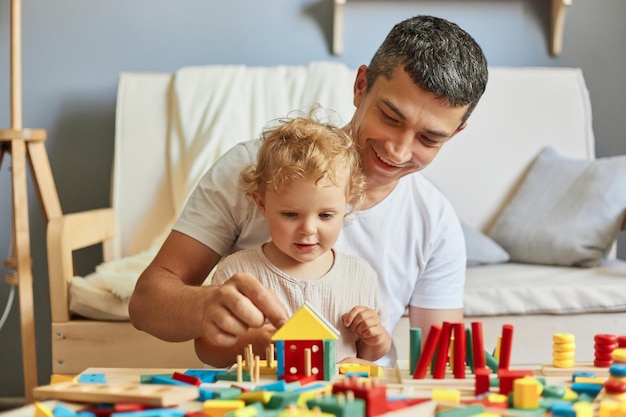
3 363 602 417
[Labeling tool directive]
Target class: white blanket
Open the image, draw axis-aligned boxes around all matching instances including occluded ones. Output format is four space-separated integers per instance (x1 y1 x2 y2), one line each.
70 62 358 318
168 61 357 217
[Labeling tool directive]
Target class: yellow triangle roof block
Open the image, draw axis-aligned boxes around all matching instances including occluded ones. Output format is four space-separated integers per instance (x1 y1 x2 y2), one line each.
272 303 339 341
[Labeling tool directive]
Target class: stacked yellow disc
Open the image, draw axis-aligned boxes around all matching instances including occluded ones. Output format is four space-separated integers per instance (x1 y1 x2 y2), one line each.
552 333 576 368
612 348 626 364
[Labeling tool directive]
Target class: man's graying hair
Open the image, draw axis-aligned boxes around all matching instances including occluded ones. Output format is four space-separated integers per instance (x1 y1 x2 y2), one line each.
368 15 488 123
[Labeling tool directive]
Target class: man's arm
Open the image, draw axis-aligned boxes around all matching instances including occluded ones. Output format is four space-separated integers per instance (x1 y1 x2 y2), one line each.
408 306 463 344
128 230 288 345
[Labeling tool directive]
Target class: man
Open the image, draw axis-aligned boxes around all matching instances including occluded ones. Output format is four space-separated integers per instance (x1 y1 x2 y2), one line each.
129 15 488 366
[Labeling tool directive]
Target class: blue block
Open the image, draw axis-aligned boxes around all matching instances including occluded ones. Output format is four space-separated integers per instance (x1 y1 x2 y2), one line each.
550 403 575 417
183 369 227 383
610 363 626 377
293 382 327 393
345 372 368 378
53 404 77 417
570 382 602 398
148 375 206 400
258 380 287 392
150 375 185 386
571 370 595 382
77 373 106 384
111 409 185 417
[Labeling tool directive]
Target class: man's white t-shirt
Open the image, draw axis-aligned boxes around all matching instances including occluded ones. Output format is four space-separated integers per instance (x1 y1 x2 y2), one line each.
174 140 467 366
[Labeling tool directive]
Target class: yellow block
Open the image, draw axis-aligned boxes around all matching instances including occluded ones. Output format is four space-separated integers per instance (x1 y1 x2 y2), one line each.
573 401 593 417
473 413 503 417
598 401 619 417
238 390 273 404
513 377 541 409
552 351 575 361
494 335 502 361
553 333 575 343
553 359 576 368
277 406 335 417
553 342 576 352
574 376 607 384
612 348 626 363
486 393 508 404
203 399 246 417
272 304 338 341
432 388 461 403
34 402 54 417
563 387 579 401
338 363 383 377
296 384 332 407
50 374 77 384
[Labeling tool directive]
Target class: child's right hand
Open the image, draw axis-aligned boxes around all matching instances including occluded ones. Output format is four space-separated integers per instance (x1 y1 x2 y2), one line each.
342 306 391 361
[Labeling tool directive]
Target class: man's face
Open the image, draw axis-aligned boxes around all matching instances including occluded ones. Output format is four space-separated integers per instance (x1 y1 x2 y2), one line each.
351 65 469 194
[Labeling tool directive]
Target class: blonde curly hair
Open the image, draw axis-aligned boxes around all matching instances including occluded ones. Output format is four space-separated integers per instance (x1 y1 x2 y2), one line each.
241 106 365 212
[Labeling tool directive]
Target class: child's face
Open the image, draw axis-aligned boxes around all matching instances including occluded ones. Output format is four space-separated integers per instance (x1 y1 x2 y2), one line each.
254 174 348 265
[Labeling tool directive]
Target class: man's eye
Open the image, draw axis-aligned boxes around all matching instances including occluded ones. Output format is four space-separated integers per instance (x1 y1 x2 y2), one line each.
422 136 441 147
381 110 399 124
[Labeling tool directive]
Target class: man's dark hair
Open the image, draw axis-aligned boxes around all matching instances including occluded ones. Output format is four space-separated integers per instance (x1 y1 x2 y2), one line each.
368 15 488 123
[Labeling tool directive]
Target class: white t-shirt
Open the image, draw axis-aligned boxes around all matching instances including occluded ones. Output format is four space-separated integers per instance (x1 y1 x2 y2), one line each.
211 245 387 363
175 140 467 366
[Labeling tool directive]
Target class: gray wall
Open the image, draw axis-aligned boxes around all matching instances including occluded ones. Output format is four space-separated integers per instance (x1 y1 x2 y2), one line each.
0 0 624 397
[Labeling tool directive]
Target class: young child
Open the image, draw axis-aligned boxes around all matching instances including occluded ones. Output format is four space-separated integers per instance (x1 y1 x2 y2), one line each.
194 107 391 368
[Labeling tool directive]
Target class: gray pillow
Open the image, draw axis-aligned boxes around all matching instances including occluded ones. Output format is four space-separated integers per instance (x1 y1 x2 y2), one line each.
462 222 510 266
488 147 626 267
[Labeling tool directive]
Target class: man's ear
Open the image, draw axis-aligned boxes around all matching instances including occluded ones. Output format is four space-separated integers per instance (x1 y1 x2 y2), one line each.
252 191 266 213
453 121 468 137
353 65 368 107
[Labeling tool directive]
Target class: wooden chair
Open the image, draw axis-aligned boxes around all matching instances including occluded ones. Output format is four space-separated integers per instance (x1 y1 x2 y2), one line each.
46 72 204 376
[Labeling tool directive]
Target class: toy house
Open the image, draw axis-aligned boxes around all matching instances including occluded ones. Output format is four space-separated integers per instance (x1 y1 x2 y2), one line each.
271 302 339 381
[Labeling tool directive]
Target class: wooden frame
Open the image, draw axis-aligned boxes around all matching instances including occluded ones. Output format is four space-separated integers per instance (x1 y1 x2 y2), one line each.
1 0 63 402
46 209 204 376
330 0 572 56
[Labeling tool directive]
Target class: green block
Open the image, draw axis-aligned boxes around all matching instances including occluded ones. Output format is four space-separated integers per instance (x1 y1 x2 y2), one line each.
265 391 301 409
576 393 594 403
307 394 365 417
212 387 244 400
409 327 422 374
435 404 485 417
542 384 566 399
140 373 172 383
485 350 499 373
465 327 474 373
538 397 572 409
216 370 252 382
323 339 337 381
504 408 548 417
224 402 263 417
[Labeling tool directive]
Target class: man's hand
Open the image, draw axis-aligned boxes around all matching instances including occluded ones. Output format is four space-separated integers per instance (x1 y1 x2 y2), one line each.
342 306 391 361
201 272 289 347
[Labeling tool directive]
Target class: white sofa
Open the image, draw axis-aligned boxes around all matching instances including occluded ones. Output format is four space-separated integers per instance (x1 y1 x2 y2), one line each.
48 62 626 375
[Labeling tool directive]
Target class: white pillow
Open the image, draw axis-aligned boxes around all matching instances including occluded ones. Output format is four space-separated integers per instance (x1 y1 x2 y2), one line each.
462 222 510 266
488 147 626 267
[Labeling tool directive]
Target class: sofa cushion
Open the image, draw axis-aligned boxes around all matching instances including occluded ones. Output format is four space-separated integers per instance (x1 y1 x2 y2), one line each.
462 222 510 266
464 260 626 315
488 147 626 267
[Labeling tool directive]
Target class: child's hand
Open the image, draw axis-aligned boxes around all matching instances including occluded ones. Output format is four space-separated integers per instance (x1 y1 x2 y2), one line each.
342 306 391 361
